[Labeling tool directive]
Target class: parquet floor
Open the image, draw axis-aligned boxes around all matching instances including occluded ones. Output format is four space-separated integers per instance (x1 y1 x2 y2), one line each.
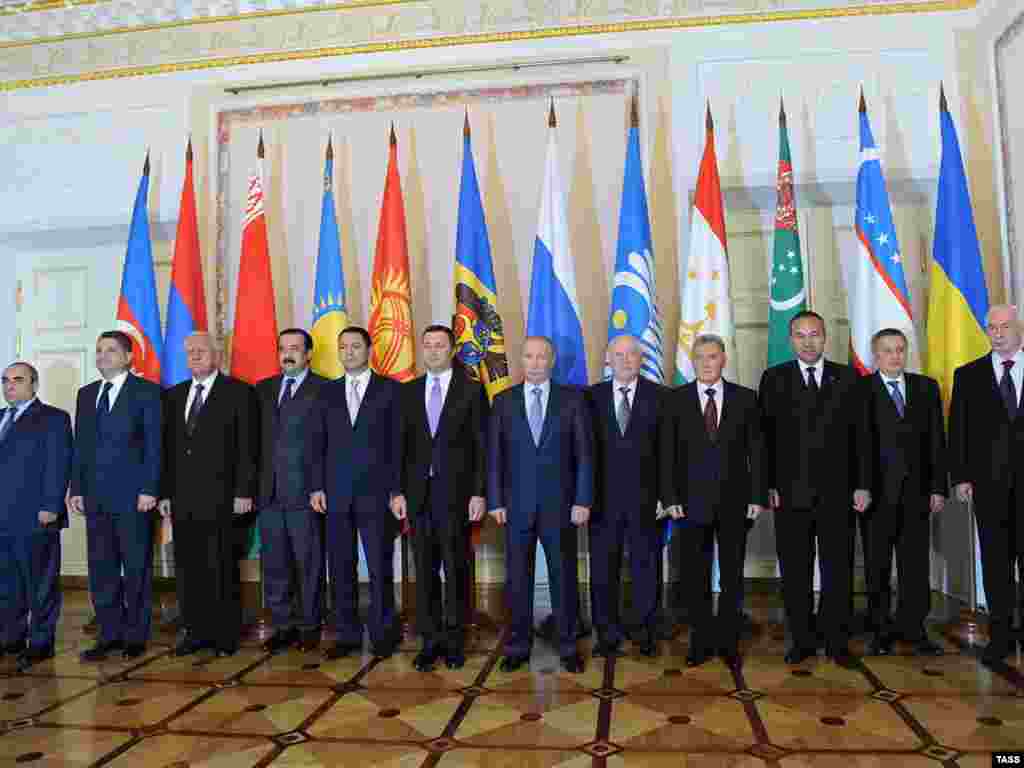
2 590 1023 767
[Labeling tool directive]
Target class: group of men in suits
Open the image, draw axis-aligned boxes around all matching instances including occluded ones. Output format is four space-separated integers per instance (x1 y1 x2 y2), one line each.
5 302 1023 672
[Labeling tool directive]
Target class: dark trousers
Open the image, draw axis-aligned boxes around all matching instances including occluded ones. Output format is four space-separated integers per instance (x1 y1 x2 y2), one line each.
677 513 746 654
412 480 468 653
505 519 579 659
0 531 62 649
775 501 853 651
175 516 243 652
975 485 1024 643
589 513 659 645
329 495 398 649
260 502 325 631
866 495 931 640
85 504 153 646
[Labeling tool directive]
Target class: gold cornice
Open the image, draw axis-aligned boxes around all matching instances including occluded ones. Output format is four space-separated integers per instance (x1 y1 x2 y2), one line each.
1 0 979 93
0 0 422 47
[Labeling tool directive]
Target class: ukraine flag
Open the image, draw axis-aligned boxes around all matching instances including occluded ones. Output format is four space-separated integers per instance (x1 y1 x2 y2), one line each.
926 86 990 412
311 137 348 379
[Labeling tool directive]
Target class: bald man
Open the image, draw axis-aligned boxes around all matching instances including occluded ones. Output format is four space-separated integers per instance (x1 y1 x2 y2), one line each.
949 304 1024 664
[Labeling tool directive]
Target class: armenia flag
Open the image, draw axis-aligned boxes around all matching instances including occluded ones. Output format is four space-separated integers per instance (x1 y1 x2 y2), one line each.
311 137 348 379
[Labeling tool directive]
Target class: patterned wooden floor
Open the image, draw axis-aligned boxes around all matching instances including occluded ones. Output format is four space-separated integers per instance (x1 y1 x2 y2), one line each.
2 590 1023 767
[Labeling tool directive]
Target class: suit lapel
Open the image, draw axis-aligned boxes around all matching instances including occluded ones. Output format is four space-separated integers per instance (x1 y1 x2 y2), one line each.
110 375 133 415
717 381 734 439
352 374 376 432
874 373 901 421
436 372 461 439
193 375 223 434
538 383 559 447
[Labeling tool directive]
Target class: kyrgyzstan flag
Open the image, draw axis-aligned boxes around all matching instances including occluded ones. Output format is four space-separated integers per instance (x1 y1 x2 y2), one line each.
231 132 280 384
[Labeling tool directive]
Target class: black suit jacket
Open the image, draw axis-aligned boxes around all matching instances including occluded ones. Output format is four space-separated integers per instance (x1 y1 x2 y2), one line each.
661 380 766 524
394 370 486 526
587 377 667 527
948 354 1024 505
161 373 259 522
255 371 330 508
758 359 871 507
863 371 946 508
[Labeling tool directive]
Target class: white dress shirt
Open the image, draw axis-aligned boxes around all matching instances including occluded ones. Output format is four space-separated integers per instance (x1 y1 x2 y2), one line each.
878 371 907 404
696 378 724 427
991 349 1024 406
0 397 36 434
346 368 372 424
96 370 129 410
524 378 551 423
184 370 219 420
797 358 824 387
279 367 309 403
424 367 454 411
612 377 638 416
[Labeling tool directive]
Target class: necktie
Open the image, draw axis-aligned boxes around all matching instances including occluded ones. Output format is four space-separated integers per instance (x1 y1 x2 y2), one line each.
529 386 544 445
349 378 362 426
0 409 14 443
806 366 819 395
704 388 718 441
427 377 442 436
186 383 205 436
96 381 113 433
1000 360 1018 420
887 380 905 418
616 386 631 436
279 377 295 408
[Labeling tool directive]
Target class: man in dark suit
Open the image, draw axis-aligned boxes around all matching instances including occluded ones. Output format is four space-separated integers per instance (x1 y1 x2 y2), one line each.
69 330 162 661
862 328 946 657
488 336 594 674
949 304 1024 664
255 328 330 654
312 326 402 660
160 333 258 657
758 311 871 665
391 325 486 672
661 335 765 668
587 335 666 658
0 362 72 669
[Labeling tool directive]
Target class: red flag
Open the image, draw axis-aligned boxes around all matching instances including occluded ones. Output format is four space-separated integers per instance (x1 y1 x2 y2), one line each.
369 126 415 383
231 134 280 384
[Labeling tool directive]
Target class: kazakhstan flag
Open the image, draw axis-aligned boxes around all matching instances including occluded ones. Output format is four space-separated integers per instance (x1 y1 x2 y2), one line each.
311 137 349 379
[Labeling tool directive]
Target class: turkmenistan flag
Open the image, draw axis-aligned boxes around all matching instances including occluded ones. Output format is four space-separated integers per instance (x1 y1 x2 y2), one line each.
768 99 807 367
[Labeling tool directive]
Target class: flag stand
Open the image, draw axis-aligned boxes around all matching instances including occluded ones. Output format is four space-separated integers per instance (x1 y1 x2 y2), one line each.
400 528 414 639
946 499 988 646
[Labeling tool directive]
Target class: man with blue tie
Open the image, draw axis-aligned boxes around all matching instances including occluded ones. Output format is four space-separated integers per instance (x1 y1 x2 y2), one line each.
391 325 487 672
488 336 594 674
256 329 330 654
69 331 162 661
862 328 946 657
311 326 402 660
0 362 73 669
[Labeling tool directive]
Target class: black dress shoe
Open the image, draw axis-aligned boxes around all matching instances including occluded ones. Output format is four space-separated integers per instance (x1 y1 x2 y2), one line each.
720 649 741 669
826 646 855 667
174 635 209 657
560 654 583 673
122 643 147 659
324 642 362 660
80 640 122 662
686 648 709 667
912 637 944 656
867 634 893 656
592 642 621 659
215 647 238 657
981 639 1011 665
499 654 530 673
262 628 298 654
16 645 54 670
298 630 321 653
639 637 658 657
783 647 814 665
413 649 439 672
445 650 466 670
1 640 25 656
371 643 395 660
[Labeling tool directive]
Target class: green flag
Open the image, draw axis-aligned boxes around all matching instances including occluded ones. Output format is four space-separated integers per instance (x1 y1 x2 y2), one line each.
768 100 807 367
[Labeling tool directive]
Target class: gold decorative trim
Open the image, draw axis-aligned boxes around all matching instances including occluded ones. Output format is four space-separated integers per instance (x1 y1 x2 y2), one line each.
1 0 978 93
0 0 105 15
0 0 421 48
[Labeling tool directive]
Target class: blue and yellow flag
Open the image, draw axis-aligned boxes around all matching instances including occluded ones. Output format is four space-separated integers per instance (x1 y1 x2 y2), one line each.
926 87 990 412
311 137 348 379
454 114 511 401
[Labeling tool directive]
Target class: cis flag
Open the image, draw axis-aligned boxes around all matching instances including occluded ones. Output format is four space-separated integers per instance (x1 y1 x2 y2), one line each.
607 95 664 383
926 85 990 411
845 91 915 374
369 125 415 382
527 101 587 386
116 152 164 384
231 133 280 385
454 113 512 401
311 137 348 379
675 103 735 385
161 138 208 387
